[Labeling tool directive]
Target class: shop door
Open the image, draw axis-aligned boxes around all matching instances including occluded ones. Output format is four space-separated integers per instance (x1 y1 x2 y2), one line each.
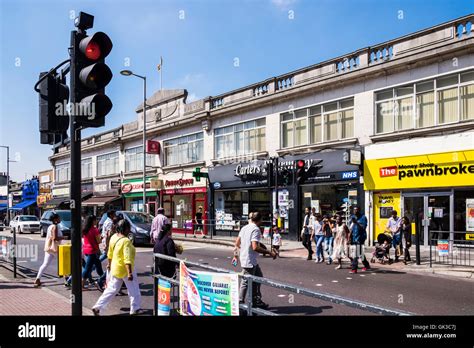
403 193 452 247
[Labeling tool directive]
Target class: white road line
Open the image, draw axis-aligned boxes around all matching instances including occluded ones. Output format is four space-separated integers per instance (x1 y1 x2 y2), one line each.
346 277 352 280
331 280 338 283
198 259 204 262
359 274 365 277
277 294 286 298
213 257 219 260
315 284 322 286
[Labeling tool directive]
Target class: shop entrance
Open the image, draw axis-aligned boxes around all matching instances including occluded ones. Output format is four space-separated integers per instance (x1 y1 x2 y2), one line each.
403 192 452 247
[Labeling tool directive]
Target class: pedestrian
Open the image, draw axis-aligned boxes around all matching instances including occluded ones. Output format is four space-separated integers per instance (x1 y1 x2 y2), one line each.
313 214 324 263
81 215 105 291
386 210 402 262
92 219 142 316
401 216 412 264
271 227 282 257
101 209 116 240
151 207 169 244
34 213 65 287
349 206 370 274
193 206 206 239
233 211 276 310
332 215 350 270
301 207 314 260
153 223 178 278
322 215 334 265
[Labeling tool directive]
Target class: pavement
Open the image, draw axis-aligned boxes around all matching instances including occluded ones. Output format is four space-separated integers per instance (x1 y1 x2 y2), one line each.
174 234 474 279
1 229 473 316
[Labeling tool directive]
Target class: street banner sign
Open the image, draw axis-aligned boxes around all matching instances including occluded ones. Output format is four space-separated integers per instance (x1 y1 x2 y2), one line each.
179 261 239 316
437 240 449 256
157 279 171 316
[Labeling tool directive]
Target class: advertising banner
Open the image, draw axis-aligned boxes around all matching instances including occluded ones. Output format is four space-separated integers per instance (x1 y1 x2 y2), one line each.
373 192 401 242
437 240 449 256
179 261 239 316
364 150 474 190
157 279 171 316
466 199 474 232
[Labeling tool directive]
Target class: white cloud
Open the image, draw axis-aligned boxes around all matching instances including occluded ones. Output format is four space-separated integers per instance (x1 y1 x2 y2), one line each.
187 93 200 102
271 0 297 10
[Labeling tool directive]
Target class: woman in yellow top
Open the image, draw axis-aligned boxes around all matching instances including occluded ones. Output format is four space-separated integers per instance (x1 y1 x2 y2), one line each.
92 219 142 315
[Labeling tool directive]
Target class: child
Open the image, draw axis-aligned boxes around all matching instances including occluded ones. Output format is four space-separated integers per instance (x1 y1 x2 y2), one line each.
272 227 282 257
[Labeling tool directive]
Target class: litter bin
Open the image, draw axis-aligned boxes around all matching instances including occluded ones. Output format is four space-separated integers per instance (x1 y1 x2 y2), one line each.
57 244 71 276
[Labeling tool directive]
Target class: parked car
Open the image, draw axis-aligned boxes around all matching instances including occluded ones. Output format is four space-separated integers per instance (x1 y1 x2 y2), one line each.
97 210 153 246
9 215 41 234
39 210 71 239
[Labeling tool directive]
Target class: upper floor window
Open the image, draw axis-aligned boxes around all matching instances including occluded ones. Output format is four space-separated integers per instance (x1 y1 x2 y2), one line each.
97 152 119 176
55 163 69 182
375 70 474 134
81 158 92 179
281 98 354 148
215 118 266 158
163 133 203 166
125 146 156 172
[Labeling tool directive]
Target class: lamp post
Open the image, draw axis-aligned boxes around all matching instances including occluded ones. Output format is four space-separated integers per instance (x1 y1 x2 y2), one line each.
120 70 148 213
0 145 16 278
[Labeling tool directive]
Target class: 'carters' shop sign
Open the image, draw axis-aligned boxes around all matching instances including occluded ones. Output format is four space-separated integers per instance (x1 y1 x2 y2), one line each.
364 150 474 190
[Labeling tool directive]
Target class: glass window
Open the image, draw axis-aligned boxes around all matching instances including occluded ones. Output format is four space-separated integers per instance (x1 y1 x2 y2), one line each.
214 118 266 157
281 112 293 121
164 133 204 166
461 84 474 121
341 109 354 138
97 152 119 176
396 96 413 130
125 146 156 172
294 109 307 119
324 102 338 113
55 163 70 182
324 112 338 141
81 158 92 179
376 101 394 133
340 99 354 108
310 114 322 143
282 122 294 148
416 91 435 128
172 194 193 230
416 81 434 93
438 87 458 124
437 75 458 88
294 118 307 146
309 105 321 116
461 71 474 83
376 90 393 101
395 86 413 97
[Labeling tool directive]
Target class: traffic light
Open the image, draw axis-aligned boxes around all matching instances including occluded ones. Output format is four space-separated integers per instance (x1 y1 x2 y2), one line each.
38 71 69 144
295 159 306 185
280 168 292 186
72 24 113 128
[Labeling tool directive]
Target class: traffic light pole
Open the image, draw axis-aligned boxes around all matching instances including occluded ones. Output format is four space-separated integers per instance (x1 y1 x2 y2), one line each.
69 30 83 316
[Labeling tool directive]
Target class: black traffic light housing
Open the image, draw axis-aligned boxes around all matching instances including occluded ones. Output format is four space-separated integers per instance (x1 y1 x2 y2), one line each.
72 29 113 128
295 159 306 185
38 71 69 144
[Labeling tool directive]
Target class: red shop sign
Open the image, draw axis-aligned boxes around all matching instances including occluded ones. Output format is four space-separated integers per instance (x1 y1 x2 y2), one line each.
163 187 207 195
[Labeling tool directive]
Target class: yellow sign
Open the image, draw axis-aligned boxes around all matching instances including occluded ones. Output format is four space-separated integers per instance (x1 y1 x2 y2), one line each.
364 150 474 191
466 234 474 241
373 192 401 242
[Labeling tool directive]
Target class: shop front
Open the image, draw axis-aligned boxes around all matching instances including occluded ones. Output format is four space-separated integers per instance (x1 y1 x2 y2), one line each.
82 180 122 216
207 149 362 239
45 184 92 210
121 176 161 214
11 179 39 216
161 175 208 235
364 150 474 246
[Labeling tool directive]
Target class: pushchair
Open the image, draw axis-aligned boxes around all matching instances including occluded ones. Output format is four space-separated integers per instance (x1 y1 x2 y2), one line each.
371 232 392 264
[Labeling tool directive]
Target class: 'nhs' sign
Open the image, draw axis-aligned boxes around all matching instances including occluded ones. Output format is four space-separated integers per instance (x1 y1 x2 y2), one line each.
341 171 358 179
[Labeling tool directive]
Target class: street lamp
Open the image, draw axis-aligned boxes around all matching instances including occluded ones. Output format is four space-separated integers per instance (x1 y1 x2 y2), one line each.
120 70 148 213
0 145 17 278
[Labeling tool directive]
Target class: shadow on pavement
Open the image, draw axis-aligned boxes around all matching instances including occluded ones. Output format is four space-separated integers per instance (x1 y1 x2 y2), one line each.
267 305 333 315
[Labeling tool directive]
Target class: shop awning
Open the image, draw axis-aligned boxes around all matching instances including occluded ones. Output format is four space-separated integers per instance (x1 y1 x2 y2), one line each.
82 195 121 206
10 199 37 210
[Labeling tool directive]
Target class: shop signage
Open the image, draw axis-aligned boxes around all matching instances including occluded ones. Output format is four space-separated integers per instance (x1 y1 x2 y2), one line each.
373 192 401 242
234 163 266 177
94 180 121 196
37 193 52 205
163 187 207 195
341 171 358 179
364 150 474 190
121 178 158 195
165 179 193 187
81 183 93 194
52 187 69 197
466 199 474 233
146 140 160 155
39 187 51 194
213 182 221 189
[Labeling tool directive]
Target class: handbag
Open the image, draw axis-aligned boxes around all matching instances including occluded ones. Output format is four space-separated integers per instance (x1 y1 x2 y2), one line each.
44 236 58 253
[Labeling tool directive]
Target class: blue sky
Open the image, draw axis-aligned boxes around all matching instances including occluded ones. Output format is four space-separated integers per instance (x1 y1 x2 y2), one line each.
0 0 472 181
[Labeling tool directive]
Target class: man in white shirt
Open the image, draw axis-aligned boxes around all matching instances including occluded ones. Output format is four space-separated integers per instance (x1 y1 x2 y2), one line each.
151 207 169 244
386 210 402 261
233 212 276 310
101 210 115 239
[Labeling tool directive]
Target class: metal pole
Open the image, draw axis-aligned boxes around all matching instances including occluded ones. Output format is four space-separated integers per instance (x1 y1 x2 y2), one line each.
5 147 16 278
70 30 82 316
143 77 147 213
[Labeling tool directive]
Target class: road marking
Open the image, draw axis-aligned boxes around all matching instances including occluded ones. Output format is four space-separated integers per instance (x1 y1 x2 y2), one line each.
213 257 219 260
346 277 352 280
227 256 231 259
331 280 338 283
277 294 286 298
315 283 322 286
198 259 204 262
359 274 365 277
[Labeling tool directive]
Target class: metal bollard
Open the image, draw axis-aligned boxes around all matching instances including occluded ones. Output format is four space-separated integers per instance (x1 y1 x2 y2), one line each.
246 276 253 316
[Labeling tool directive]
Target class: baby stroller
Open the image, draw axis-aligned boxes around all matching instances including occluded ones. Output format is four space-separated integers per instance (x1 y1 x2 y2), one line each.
371 233 392 264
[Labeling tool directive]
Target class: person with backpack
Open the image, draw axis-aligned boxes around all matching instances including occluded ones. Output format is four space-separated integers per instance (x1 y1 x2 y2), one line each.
349 206 371 274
